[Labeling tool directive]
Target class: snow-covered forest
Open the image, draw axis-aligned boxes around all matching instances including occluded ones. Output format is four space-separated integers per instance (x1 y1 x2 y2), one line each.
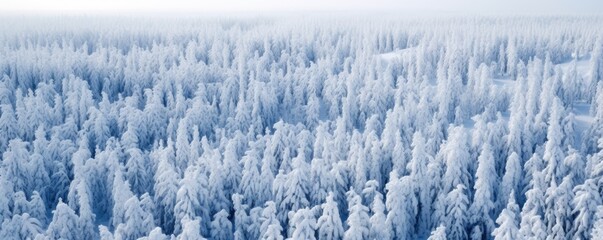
1 15 603 239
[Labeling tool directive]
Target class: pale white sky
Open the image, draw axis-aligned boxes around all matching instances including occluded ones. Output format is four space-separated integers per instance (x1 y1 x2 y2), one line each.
1 0 602 14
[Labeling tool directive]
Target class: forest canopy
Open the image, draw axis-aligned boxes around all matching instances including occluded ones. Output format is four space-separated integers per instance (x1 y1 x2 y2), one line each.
1 15 603 239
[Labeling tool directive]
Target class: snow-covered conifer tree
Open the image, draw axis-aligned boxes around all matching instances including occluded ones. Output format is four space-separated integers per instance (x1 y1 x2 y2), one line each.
317 192 344 240
492 192 520 240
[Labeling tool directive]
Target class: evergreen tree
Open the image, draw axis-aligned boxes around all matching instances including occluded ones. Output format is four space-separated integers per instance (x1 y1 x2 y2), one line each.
154 144 180 234
290 208 317 240
232 193 251 240
3 139 30 193
99 225 114 240
572 179 602 240
222 140 242 196
282 152 311 216
564 148 584 185
46 200 80 240
247 207 263 240
259 149 276 205
29 152 49 200
500 152 522 209
369 193 390 240
523 152 544 196
174 166 205 234
125 148 151 196
317 192 344 240
0 174 12 224
240 146 263 207
427 225 447 240
211 210 233 240
260 201 281 239
442 127 471 194
471 143 497 239
493 191 520 240
273 169 288 225
115 195 155 240
208 159 230 215
385 174 417 239
544 176 574 240
111 169 134 229
445 184 469 240
178 217 207 240
12 191 28 216
263 223 284 240
409 131 432 233
543 98 566 185
142 227 170 240
0 213 43 240
518 209 547 240
175 118 191 174
344 189 370 240
0 104 18 153
77 181 98 240
29 191 46 224
592 207 603 239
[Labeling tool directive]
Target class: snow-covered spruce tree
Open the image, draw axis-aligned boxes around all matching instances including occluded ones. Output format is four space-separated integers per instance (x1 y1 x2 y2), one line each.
240 145 263 207
543 98 567 186
281 151 311 221
46 200 80 240
264 223 285 240
572 179 602 239
500 151 522 210
344 190 370 240
3 139 30 193
441 126 471 194
369 193 390 240
232 193 251 240
317 192 344 240
427 225 447 240
592 206 603 239
492 191 520 240
178 217 207 240
564 148 585 185
0 104 18 153
259 201 284 240
289 208 317 240
408 131 432 233
519 171 547 239
247 206 263 240
470 143 497 239
153 141 180 235
125 147 151 197
29 191 47 224
211 210 233 240
111 168 134 229
544 175 574 239
114 195 155 240
0 213 43 239
173 165 209 235
445 184 470 240
518 209 546 240
385 174 417 239
523 152 545 196
588 38 603 103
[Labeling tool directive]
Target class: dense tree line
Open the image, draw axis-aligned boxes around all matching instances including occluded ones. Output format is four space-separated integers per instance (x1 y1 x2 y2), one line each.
1 15 603 239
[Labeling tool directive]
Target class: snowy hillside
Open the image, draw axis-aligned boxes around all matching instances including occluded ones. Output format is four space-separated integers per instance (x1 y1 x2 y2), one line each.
1 15 603 240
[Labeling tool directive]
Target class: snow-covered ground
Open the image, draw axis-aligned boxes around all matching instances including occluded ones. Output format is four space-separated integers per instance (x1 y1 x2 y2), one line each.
377 47 416 62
